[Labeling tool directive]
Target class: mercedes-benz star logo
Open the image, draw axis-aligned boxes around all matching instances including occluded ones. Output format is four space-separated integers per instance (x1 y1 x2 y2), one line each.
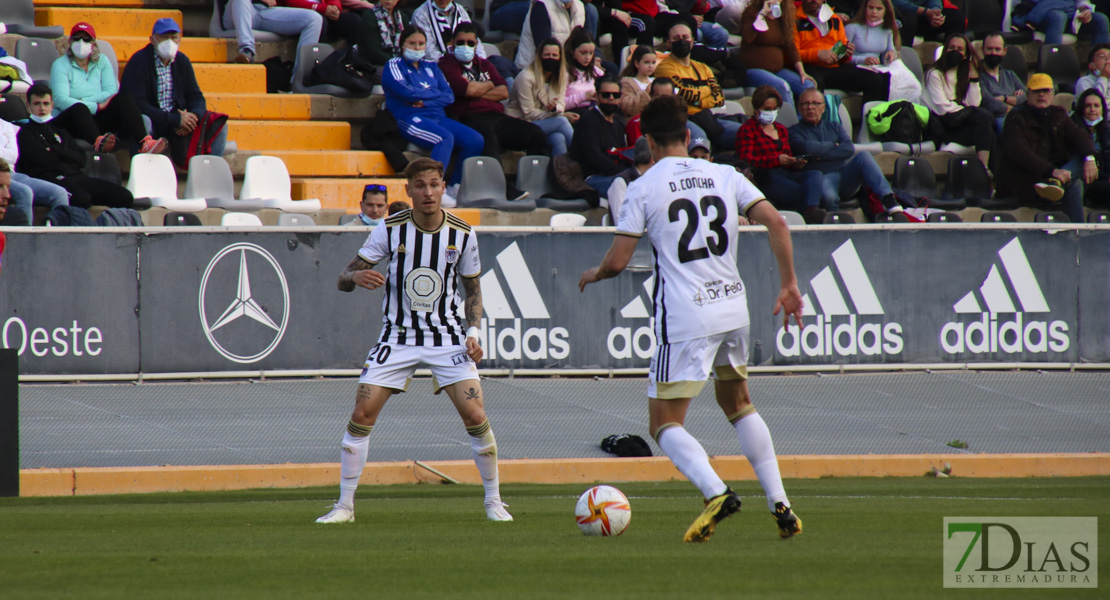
199 243 290 364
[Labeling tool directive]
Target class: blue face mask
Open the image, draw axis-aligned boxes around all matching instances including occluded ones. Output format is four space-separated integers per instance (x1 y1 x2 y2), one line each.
359 214 382 226
758 109 778 124
453 44 475 64
403 47 425 63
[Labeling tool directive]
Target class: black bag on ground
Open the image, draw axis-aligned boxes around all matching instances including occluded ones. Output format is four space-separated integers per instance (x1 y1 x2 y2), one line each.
307 45 377 93
262 56 294 93
601 434 653 457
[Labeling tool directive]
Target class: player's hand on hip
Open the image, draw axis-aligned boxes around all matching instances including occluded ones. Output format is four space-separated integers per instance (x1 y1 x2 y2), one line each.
773 283 805 329
579 267 601 292
354 269 385 290
466 336 483 363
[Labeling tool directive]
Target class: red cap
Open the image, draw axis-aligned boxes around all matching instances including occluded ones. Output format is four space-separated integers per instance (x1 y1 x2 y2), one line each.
70 22 96 39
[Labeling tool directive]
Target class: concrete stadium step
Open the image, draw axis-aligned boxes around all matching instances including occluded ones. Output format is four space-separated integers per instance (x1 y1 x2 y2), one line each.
227 120 350 151
102 37 291 64
207 93 312 120
188 64 267 94
35 7 183 38
35 0 210 6
291 177 409 211
227 150 394 178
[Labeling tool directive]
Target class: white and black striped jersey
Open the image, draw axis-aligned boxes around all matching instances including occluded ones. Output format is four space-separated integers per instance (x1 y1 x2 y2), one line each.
358 209 481 346
617 157 766 344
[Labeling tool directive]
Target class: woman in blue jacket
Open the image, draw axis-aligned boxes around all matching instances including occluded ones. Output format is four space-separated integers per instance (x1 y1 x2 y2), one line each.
383 24 483 192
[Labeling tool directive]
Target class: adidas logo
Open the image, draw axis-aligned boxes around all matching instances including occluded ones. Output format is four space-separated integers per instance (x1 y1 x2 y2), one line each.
777 240 903 358
940 238 1069 354
608 275 657 360
478 242 569 361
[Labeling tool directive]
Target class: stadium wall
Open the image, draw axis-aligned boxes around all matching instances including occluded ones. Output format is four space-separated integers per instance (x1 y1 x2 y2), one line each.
1 225 1108 376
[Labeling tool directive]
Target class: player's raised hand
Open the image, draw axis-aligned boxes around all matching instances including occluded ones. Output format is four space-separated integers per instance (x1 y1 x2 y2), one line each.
466 336 484 363
353 269 385 290
579 267 601 292
772 283 804 329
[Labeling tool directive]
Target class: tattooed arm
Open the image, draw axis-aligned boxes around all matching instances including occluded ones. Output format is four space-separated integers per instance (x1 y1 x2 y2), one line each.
461 275 484 363
337 255 385 292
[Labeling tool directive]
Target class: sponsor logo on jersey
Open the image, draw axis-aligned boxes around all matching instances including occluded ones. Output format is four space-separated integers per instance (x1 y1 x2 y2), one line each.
198 243 290 364
776 240 903 358
478 242 570 361
940 238 1069 355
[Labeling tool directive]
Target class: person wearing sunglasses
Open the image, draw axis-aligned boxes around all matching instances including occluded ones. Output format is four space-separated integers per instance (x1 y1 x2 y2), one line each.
352 183 389 226
568 75 628 196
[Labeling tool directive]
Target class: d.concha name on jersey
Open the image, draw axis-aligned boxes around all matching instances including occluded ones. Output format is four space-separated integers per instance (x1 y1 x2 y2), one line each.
475 243 570 361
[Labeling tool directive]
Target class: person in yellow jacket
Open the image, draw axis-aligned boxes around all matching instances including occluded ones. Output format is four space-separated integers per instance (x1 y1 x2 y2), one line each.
653 21 740 151
794 0 890 104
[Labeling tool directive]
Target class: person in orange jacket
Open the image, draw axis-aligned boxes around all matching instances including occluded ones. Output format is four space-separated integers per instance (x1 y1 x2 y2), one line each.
794 0 889 103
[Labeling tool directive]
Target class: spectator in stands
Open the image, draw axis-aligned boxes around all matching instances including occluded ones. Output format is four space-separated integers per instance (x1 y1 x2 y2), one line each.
606 135 653 223
17 84 134 210
440 23 548 160
619 45 656 117
1018 0 1109 47
490 0 533 37
0 159 10 236
412 0 486 63
120 18 229 167
796 0 890 104
563 28 607 113
352 183 389 225
788 88 907 219
506 38 578 155
890 0 965 44
278 0 361 47
736 85 826 223
50 22 167 156
1071 88 1110 205
621 0 694 48
922 33 993 172
998 73 1095 223
568 75 628 194
688 134 711 159
516 0 587 71
654 22 739 149
845 0 920 102
592 0 637 65
342 0 375 12
1075 43 1110 100
625 76 710 143
0 117 69 225
728 0 816 107
388 200 410 213
383 24 483 196
356 0 406 67
218 0 323 72
979 32 1027 131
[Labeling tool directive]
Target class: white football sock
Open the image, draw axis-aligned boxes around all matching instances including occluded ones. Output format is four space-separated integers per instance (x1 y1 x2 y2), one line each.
467 420 500 502
733 412 788 511
657 426 729 500
339 431 370 508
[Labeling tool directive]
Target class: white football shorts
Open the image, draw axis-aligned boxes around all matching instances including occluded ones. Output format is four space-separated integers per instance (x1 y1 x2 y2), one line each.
648 326 750 400
359 342 478 393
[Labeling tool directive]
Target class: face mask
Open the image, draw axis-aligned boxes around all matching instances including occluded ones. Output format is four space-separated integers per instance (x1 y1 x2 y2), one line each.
599 103 620 116
403 47 425 63
943 50 964 69
453 44 475 63
71 40 93 60
770 3 782 18
866 17 883 27
155 39 178 62
1086 117 1103 127
359 214 382 226
818 3 834 22
758 109 778 124
541 57 561 73
29 113 53 124
983 54 1004 69
670 40 692 59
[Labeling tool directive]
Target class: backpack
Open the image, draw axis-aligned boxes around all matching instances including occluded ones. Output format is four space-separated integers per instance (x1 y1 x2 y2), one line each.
600 434 653 458
181 111 229 168
867 100 928 149
306 45 376 94
95 207 144 226
262 56 294 93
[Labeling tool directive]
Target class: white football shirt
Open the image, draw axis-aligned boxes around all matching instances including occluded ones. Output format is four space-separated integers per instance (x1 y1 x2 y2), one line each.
617 156 766 344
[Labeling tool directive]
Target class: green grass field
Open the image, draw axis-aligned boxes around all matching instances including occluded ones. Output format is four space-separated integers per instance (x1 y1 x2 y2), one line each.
1 477 1106 599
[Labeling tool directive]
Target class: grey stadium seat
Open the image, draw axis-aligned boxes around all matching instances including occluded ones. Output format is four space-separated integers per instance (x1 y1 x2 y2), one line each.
775 103 798 127
164 212 203 226
15 38 61 84
0 0 64 38
278 213 316 226
184 155 265 211
85 153 122 186
516 155 591 211
97 40 119 81
338 213 360 225
457 157 536 212
900 46 923 84
1039 44 1081 94
292 44 370 98
0 94 29 122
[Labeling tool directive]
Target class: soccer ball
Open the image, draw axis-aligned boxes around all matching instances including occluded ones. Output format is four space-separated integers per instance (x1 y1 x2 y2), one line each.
575 485 631 536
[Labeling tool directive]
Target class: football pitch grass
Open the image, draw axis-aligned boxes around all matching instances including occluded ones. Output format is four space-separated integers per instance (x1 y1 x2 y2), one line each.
2 477 1106 599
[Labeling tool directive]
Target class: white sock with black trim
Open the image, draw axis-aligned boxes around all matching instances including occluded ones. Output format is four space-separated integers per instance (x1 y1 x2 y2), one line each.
339 424 372 509
467 420 501 502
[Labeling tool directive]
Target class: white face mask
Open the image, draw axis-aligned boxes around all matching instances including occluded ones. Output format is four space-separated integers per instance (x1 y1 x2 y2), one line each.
29 113 53 124
1086 117 1103 127
758 109 778 124
71 40 93 60
818 3 834 22
155 39 178 62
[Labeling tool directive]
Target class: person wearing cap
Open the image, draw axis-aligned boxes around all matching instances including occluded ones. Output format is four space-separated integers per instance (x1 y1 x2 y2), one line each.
50 22 167 156
216 0 322 74
997 72 1097 223
352 183 389 225
605 136 654 224
688 136 712 160
120 18 228 166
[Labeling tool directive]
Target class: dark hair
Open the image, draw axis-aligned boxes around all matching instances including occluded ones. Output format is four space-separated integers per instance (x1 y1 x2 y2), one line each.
564 27 597 79
0 157 9 173
1089 43 1110 66
363 184 388 200
751 84 783 111
649 76 674 94
388 201 410 215
594 73 620 94
983 31 1006 47
938 33 977 102
26 82 52 102
621 45 655 78
399 24 427 47
667 20 694 40
847 0 901 47
452 21 479 41
640 94 688 147
403 157 444 181
1073 88 1107 130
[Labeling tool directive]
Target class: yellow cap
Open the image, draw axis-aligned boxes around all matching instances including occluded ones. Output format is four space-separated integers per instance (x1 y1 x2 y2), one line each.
1027 73 1055 91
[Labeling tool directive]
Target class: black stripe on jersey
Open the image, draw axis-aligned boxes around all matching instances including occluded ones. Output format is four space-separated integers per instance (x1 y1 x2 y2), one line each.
427 223 443 346
445 212 472 232
440 227 461 346
651 246 669 345
411 223 426 346
385 209 411 226
394 221 408 344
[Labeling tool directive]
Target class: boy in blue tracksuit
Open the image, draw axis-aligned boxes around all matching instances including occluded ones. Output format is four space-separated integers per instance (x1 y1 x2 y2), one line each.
382 25 483 188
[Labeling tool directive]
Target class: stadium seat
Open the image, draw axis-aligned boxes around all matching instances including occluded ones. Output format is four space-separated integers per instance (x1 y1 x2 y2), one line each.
125 154 207 212
945 157 1017 210
15 38 61 84
457 157 537 212
482 43 500 57
1035 211 1070 222
291 44 370 98
0 0 65 38
85 152 123 186
164 212 202 226
0 94 28 122
277 213 315 226
221 212 263 227
775 103 798 127
517 155 590 211
208 2 286 42
1088 210 1110 223
338 213 359 225
1039 45 1081 94
779 210 806 226
823 211 856 224
900 46 924 84
711 100 744 116
239 156 322 213
549 213 587 227
893 156 940 203
1002 45 1028 84
927 211 963 222
97 41 119 82
185 155 264 211
981 211 1017 222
